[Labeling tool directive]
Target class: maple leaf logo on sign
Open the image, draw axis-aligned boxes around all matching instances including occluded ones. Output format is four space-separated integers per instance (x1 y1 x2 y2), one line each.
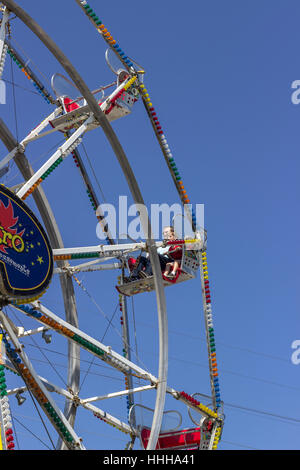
0 199 25 254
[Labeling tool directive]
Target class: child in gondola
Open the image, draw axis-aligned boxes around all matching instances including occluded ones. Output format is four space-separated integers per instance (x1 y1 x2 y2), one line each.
161 227 182 279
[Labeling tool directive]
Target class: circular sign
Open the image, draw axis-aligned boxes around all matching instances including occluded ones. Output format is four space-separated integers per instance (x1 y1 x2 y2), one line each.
0 185 53 304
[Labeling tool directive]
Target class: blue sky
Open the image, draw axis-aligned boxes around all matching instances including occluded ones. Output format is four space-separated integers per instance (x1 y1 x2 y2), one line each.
0 0 299 450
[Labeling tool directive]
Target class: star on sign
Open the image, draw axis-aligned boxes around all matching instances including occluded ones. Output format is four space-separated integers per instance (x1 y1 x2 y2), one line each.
37 256 44 264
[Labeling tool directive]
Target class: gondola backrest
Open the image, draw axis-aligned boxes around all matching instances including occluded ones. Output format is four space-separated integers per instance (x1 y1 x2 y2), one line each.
181 246 200 277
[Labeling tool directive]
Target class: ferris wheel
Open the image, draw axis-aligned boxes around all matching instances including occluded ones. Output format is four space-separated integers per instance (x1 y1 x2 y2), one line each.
0 0 224 451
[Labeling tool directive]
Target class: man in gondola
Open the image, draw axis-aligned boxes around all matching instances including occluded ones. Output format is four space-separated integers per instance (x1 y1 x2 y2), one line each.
125 226 179 282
